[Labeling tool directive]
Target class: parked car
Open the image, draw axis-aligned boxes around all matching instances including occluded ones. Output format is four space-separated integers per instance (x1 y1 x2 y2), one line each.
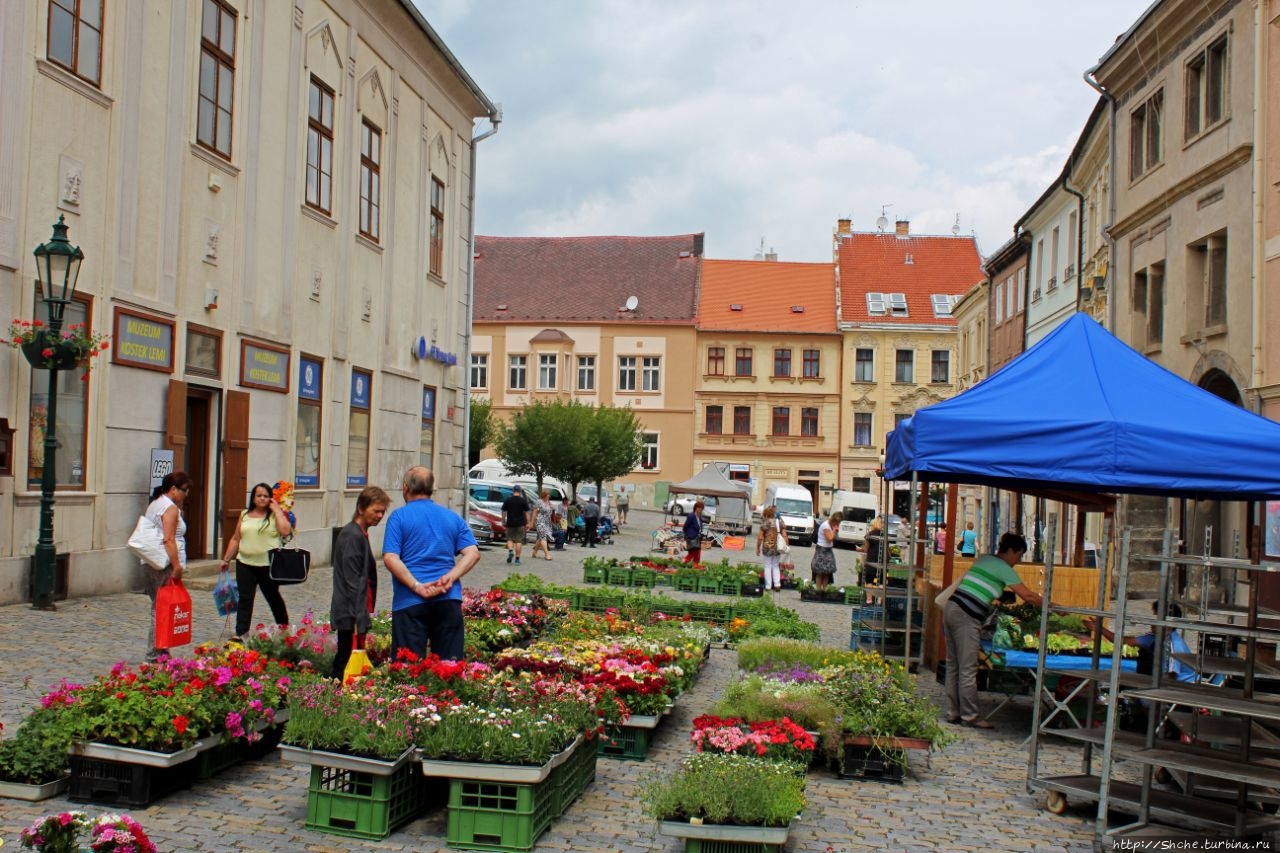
576 484 610 514
468 511 499 545
665 495 716 522
468 500 506 542
469 479 515 515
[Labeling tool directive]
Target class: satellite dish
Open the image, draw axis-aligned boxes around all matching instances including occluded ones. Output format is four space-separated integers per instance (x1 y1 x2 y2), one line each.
876 215 889 232
624 295 639 311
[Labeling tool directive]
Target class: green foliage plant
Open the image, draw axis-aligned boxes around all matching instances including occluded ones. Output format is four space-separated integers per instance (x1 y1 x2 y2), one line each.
641 753 805 827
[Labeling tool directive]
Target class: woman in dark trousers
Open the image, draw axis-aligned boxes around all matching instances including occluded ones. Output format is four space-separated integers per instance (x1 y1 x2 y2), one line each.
220 482 293 638
330 485 390 680
683 501 705 564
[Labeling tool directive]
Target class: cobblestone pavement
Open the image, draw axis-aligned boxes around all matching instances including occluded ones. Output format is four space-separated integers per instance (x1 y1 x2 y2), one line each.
0 509 1101 851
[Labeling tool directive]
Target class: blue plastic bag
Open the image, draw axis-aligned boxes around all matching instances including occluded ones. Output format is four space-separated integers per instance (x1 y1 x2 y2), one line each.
213 568 239 617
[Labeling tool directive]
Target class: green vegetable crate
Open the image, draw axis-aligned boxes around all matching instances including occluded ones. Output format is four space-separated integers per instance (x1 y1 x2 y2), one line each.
682 841 781 853
597 724 654 761
305 762 423 840
446 777 557 852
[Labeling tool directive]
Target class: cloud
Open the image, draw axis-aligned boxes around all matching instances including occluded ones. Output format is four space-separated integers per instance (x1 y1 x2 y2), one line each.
416 0 1150 261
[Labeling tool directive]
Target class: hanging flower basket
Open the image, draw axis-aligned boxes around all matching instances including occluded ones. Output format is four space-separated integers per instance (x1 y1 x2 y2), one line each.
9 321 110 372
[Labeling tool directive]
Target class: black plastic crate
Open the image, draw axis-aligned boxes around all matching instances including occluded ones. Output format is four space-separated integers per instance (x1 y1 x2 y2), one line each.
839 743 906 783
69 755 193 807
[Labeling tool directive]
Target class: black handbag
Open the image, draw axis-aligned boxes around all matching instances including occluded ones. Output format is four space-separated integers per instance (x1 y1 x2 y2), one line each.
268 545 311 584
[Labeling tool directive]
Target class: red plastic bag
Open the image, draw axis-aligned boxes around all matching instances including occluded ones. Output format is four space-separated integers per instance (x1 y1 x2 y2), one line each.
155 580 193 649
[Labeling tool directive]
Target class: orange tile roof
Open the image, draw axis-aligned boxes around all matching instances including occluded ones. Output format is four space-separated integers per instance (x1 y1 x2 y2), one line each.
698 259 837 333
837 232 982 325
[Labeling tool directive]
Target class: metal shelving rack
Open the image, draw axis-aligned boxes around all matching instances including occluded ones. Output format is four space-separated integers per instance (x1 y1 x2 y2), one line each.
855 475 925 668
1028 523 1280 848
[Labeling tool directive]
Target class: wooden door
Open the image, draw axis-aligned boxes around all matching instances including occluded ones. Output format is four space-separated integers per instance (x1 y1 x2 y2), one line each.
183 392 211 557
165 379 188 466
221 390 250 545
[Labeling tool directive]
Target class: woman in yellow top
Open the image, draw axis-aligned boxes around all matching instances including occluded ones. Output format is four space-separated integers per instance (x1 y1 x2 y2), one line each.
220 482 293 638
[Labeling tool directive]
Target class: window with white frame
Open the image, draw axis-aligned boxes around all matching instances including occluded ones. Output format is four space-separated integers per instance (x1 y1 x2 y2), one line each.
866 292 887 315
470 353 488 389
888 293 908 316
618 356 637 391
853 412 872 447
641 432 659 469
930 294 955 317
577 355 596 391
641 356 660 391
508 355 527 390
537 353 557 390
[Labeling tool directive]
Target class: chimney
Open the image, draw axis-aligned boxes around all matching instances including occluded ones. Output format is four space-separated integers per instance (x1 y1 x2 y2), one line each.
765 249 778 262
837 218 852 235
692 233 705 256
895 219 910 237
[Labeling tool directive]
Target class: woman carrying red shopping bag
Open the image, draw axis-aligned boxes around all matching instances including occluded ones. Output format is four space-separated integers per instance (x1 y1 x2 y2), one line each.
330 485 390 680
142 472 192 661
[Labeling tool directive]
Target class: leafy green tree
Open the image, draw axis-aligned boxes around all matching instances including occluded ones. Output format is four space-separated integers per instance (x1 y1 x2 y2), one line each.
468 398 497 468
495 399 591 492
582 405 644 499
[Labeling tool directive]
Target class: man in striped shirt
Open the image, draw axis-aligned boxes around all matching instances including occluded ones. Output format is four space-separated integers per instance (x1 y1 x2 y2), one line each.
944 531 1045 729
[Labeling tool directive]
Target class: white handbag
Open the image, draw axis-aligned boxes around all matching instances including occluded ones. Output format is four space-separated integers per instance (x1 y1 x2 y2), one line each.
128 514 169 570
776 520 790 555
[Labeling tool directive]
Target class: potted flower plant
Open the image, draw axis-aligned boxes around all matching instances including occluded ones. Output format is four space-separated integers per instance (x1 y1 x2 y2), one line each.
7 319 110 373
0 713 72 800
18 810 155 853
643 753 805 848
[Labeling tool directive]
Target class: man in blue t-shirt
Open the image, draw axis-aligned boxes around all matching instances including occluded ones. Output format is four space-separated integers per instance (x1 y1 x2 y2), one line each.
382 466 480 660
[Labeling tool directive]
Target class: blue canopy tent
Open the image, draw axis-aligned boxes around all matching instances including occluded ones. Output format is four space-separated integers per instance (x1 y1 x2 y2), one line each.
885 313 1280 502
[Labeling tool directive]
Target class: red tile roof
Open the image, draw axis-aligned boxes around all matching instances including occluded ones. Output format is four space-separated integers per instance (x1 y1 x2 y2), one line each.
474 234 702 323
698 259 836 333
837 232 983 325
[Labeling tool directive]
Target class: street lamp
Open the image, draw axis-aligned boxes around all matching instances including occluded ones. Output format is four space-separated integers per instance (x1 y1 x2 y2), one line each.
30 215 84 610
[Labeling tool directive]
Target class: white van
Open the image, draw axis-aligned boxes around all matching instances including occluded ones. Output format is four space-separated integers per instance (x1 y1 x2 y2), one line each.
829 490 879 547
765 483 816 546
468 461 569 499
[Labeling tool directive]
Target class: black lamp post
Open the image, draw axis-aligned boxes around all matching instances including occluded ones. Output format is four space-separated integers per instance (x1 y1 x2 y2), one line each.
30 215 84 610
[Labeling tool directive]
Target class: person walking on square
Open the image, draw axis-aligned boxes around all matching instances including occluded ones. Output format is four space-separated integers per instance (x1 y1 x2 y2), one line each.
683 500 705 564
934 521 948 555
616 488 630 526
142 472 191 661
330 485 389 679
220 482 293 639
756 505 787 591
531 489 555 561
383 467 480 661
501 484 532 565
581 497 602 547
958 521 978 557
861 517 885 603
943 532 1043 728
811 512 840 591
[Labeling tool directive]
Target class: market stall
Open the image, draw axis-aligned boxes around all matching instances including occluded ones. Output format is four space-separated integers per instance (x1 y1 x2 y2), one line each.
667 464 753 540
884 312 1280 843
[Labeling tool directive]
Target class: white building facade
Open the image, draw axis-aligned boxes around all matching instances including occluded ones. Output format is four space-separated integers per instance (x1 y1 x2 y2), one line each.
0 0 496 603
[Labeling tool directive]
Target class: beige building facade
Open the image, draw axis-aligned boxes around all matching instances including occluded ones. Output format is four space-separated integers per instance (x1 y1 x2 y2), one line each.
952 278 988 391
0 0 495 603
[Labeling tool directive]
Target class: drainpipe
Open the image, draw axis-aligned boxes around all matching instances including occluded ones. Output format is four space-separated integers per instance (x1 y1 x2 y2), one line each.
1251 0 1265 403
462 106 502 492
1062 165 1086 312
1083 70 1117 331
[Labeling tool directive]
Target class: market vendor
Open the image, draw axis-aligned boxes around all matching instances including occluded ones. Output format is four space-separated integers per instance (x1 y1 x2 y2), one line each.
943 531 1044 729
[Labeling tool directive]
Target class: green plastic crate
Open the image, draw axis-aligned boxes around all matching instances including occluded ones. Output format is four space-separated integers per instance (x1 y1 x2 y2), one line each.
684 839 781 853
695 575 720 594
582 565 606 584
305 761 422 840
597 724 654 761
674 572 700 592
550 739 597 816
577 593 624 614
686 602 733 624
842 587 866 605
717 578 743 596
630 569 658 588
606 567 632 586
446 777 556 852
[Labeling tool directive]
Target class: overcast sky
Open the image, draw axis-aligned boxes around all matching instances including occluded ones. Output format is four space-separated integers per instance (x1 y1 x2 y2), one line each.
413 1 1152 263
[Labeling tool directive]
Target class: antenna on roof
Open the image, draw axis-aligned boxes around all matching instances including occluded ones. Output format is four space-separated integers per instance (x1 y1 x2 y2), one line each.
876 204 892 233
753 237 765 261
952 214 961 237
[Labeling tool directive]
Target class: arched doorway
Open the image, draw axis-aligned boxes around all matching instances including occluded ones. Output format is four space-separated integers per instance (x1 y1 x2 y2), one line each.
1187 369 1244 559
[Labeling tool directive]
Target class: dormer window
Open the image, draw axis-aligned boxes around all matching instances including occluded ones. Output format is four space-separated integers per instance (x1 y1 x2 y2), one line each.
931 294 957 317
889 293 908 316
866 292 887 315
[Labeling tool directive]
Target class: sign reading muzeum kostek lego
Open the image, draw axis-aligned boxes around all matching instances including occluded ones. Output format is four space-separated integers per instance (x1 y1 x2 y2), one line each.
112 307 175 372
239 340 290 393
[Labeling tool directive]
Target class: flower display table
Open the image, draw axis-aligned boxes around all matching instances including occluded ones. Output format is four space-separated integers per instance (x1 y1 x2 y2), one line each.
281 746 424 841
0 776 70 801
839 735 931 783
657 816 798 851
67 741 201 807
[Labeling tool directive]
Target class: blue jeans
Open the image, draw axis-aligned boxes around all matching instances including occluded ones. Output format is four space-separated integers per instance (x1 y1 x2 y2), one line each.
391 598 465 660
